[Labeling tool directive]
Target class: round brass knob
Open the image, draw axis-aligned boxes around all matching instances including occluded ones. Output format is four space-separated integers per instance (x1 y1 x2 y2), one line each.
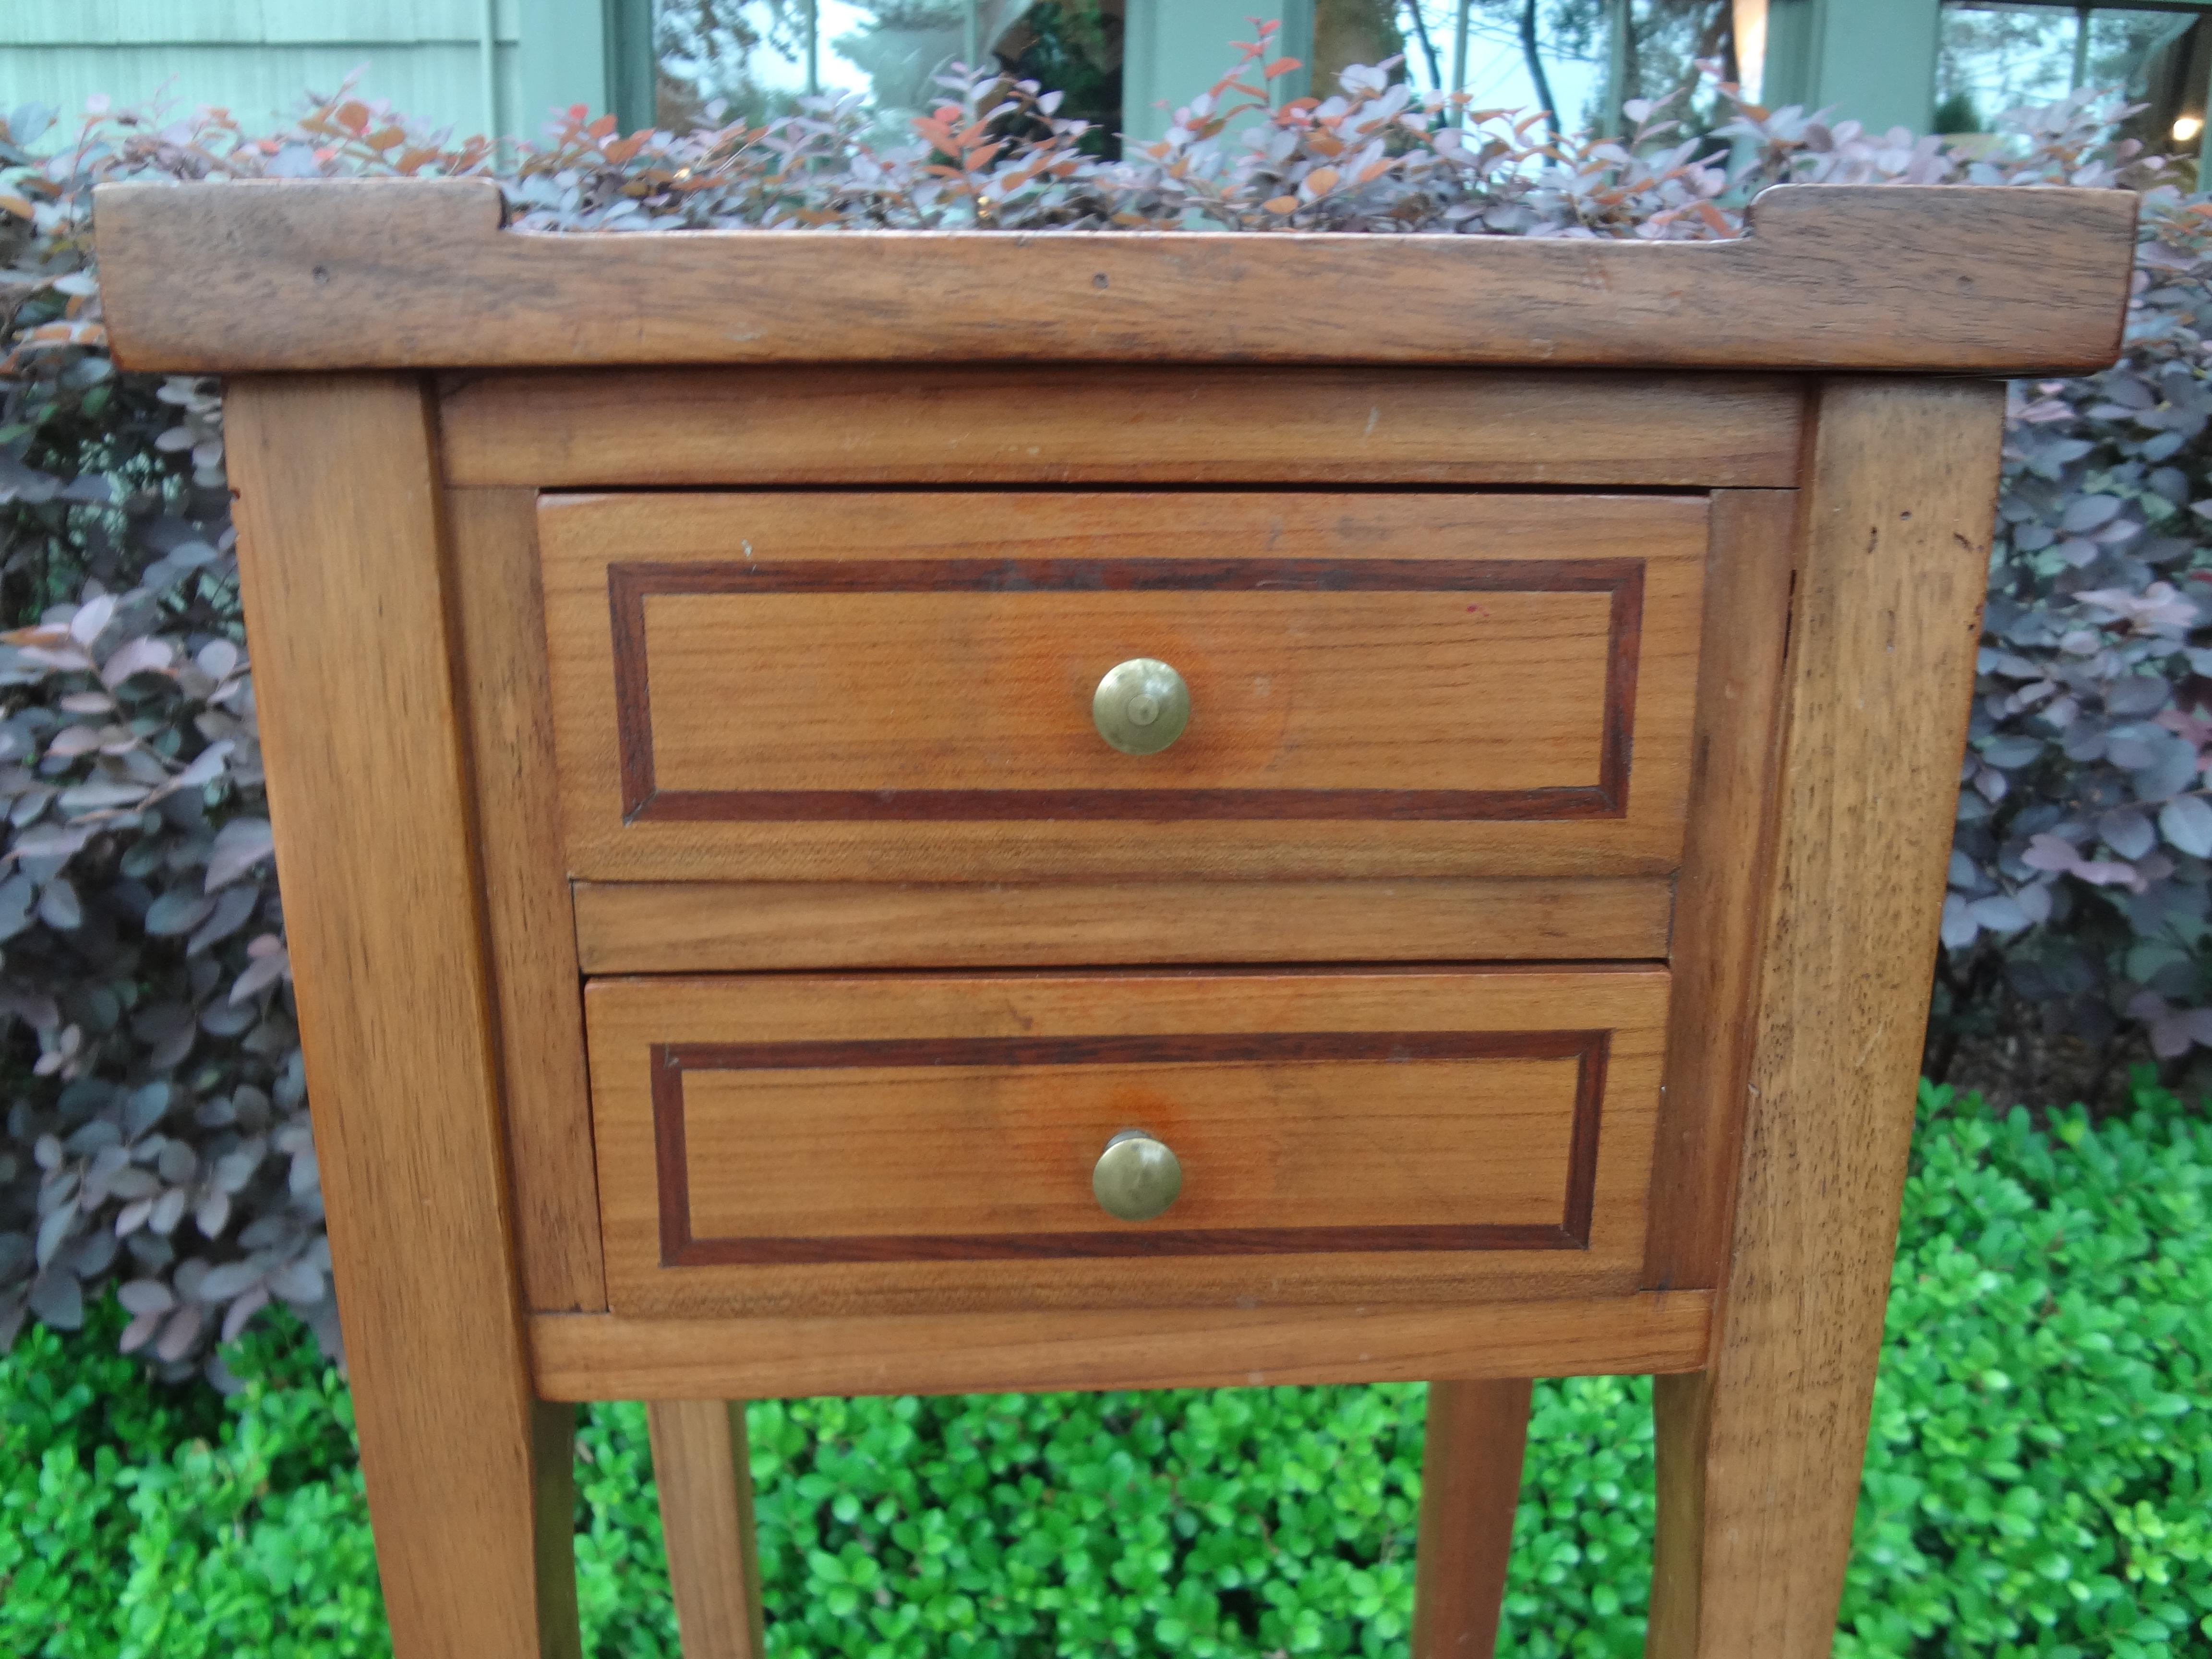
1092 1129 1183 1221
1092 659 1190 756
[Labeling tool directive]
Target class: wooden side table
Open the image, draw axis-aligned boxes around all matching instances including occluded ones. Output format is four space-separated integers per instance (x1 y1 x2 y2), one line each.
96 179 2136 1658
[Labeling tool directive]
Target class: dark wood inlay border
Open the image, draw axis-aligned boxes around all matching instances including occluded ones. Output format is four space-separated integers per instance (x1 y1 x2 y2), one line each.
649 1029 1609 1267
609 556 1644 824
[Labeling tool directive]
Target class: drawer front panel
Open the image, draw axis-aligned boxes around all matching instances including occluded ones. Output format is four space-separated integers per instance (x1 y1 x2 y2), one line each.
541 492 1706 882
587 969 1669 1317
662 1034 1597 1260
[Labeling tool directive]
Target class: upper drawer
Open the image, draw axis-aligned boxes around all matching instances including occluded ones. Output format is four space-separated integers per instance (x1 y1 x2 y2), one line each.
538 491 1706 882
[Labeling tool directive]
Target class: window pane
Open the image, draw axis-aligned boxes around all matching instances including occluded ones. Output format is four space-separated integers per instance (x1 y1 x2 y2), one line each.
1612 0 1736 125
655 2 1127 149
1937 3 2077 132
1397 1 1606 127
1398 1 1736 136
2096 9 2210 164
2089 5 2196 95
656 1 862 126
1939 2 2210 148
651 0 1755 146
1315 0 1409 95
983 3 1122 153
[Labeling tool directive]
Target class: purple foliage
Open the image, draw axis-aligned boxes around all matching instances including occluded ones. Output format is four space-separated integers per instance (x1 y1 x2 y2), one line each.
0 35 2202 1373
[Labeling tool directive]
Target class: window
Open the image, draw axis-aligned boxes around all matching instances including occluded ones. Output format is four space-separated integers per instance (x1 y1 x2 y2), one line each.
1938 1 2212 166
646 0 2211 158
649 1 1738 148
653 2 1122 134
1398 2 1736 136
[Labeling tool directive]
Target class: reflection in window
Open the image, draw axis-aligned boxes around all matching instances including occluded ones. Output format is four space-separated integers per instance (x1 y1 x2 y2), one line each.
651 0 2212 165
1316 0 1411 97
990 5 1123 153
1938 2 2210 177
1392 1 1601 133
1608 0 1738 122
654 1 1125 149
653 0 1636 147
1382 2 1737 137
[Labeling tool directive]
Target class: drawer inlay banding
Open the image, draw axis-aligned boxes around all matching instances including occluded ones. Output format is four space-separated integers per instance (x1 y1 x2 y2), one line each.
607 555 1645 823
648 1028 1608 1266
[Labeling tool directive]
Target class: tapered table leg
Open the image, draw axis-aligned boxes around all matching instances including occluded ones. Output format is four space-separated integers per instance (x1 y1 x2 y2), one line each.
650 1401 767 1659
1411 1377 1533 1659
228 373 582 1659
1646 381 2005 1656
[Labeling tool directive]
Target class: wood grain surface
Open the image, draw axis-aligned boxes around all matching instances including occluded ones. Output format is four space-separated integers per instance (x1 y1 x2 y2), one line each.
648 1401 766 1659
227 377 579 1658
1640 489 1796 1289
1645 381 2006 1657
539 492 1705 883
569 876 1675 971
97 180 2136 373
529 1291 1713 1399
585 969 1668 1318
650 1031 1606 1262
445 488 605 1313
612 562 1638 819
438 366 1805 489
1412 1379 1533 1659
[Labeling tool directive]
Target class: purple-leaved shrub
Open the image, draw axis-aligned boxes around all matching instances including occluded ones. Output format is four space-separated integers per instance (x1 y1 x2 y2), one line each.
1 28 2208 1374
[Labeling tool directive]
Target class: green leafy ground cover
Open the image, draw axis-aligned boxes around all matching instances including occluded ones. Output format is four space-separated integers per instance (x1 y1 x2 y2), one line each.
2 1081 2206 1659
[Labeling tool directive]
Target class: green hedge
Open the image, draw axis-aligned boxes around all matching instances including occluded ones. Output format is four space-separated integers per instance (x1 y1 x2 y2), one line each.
3 1081 2206 1659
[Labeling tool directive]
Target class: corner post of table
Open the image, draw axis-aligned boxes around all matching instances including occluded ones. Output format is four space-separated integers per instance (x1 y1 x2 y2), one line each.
1645 376 2007 1658
224 373 581 1659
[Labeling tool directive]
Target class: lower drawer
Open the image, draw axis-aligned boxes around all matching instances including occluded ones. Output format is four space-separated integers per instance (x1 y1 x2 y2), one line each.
584 967 1669 1317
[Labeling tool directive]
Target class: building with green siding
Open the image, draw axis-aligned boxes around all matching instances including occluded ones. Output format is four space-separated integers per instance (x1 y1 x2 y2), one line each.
3 1 2209 160
0 0 627 142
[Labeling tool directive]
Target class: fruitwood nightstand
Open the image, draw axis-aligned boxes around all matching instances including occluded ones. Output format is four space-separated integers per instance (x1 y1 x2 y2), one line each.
96 179 2136 1658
